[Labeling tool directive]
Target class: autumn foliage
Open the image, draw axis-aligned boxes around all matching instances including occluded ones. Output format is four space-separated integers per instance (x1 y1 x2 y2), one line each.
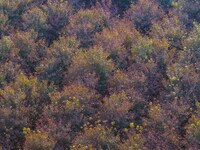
0 0 199 149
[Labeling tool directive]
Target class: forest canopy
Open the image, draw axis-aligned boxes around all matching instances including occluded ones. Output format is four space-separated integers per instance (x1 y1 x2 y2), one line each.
0 0 200 149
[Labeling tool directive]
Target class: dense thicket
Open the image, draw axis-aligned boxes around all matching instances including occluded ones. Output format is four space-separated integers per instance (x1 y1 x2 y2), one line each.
0 0 199 149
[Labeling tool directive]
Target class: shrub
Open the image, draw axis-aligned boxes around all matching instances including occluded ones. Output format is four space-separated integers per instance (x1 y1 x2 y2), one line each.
45 0 72 45
38 36 79 86
129 36 168 67
0 12 8 36
0 90 27 149
23 0 72 45
108 70 133 93
38 84 97 148
46 0 71 30
108 68 146 95
68 9 110 48
72 125 120 149
10 31 41 73
0 0 31 29
177 0 200 23
71 71 99 90
112 0 136 13
1 72 55 122
0 72 55 149
186 102 200 149
0 36 14 62
151 16 185 50
143 101 190 149
186 115 200 146
101 91 131 124
50 83 97 108
24 131 55 150
0 61 20 87
68 46 114 95
126 0 164 33
22 7 48 34
43 84 98 134
166 62 199 104
184 23 200 60
120 133 145 149
131 37 154 62
96 19 141 68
